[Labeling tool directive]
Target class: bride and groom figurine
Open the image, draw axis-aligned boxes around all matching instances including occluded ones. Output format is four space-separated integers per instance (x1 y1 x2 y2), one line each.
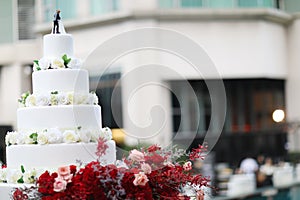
52 10 66 34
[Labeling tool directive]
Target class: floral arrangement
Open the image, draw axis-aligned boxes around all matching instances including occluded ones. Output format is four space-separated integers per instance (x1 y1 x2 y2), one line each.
33 54 82 71
18 91 98 107
11 140 209 200
6 127 112 146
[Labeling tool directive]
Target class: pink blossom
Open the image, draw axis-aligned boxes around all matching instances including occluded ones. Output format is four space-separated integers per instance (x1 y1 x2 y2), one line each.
183 161 192 171
53 176 67 192
141 163 152 174
129 149 145 162
96 137 108 157
196 190 205 200
133 172 149 186
57 166 70 177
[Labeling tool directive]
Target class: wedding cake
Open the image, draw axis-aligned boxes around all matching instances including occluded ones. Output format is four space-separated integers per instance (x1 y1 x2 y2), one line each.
0 22 116 199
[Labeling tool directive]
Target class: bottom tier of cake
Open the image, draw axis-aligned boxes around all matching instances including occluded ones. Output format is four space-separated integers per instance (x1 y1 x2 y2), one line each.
0 183 33 199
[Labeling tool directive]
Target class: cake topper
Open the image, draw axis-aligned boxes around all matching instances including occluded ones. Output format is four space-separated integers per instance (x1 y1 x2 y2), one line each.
52 9 61 34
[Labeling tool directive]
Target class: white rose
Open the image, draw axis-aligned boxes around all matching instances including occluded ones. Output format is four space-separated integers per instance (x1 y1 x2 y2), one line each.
23 169 37 184
24 133 35 144
6 131 19 145
39 58 51 70
36 94 50 106
7 170 22 184
68 58 82 69
90 130 101 142
51 58 65 69
63 130 79 143
74 94 86 104
0 168 7 182
25 94 36 107
78 129 91 143
101 127 112 140
16 132 26 145
37 131 49 144
57 93 69 105
45 128 62 143
50 94 58 105
87 93 98 105
67 92 74 104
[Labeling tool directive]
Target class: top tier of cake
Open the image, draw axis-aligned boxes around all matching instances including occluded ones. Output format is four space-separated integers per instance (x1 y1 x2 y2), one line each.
44 34 73 59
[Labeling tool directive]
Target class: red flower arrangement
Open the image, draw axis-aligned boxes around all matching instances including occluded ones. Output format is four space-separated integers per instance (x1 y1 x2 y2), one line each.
12 138 210 200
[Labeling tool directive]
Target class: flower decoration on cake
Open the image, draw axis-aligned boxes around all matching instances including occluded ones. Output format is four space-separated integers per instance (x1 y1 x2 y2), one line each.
18 91 98 107
12 142 209 200
33 54 83 71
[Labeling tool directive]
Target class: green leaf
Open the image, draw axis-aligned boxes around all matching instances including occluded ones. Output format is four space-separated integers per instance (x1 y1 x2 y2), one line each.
33 60 39 65
51 91 58 95
21 165 25 173
62 54 71 66
30 132 38 144
17 176 24 183
77 126 82 130
36 66 41 71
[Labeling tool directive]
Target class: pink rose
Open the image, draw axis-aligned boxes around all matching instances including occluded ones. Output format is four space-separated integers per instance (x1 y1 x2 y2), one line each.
141 163 152 174
183 161 192 171
133 172 149 186
53 177 67 192
129 149 145 162
58 166 71 177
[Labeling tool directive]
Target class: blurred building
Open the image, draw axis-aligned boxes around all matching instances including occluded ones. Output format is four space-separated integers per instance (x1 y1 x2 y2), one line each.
1 0 300 164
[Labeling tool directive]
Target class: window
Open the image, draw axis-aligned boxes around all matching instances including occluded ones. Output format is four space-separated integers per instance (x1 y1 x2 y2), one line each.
90 0 119 16
171 79 285 136
18 0 35 40
43 0 77 22
90 73 123 128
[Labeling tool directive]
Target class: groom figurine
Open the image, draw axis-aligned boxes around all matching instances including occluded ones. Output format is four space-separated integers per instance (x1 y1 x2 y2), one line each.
53 10 61 34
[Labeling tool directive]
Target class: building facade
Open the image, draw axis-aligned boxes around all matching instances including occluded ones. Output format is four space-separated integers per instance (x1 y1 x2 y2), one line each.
1 0 300 164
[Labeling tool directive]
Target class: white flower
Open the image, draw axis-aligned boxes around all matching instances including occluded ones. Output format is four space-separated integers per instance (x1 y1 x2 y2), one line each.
51 58 65 69
74 94 87 104
63 130 79 143
45 128 62 143
87 93 98 105
57 93 69 105
25 94 36 107
23 169 37 184
6 131 19 145
90 130 101 142
39 58 51 70
37 131 49 144
50 94 58 105
24 132 35 144
115 160 128 169
101 127 112 140
78 129 91 143
67 92 74 104
36 94 50 106
0 168 7 182
68 58 82 69
6 170 22 184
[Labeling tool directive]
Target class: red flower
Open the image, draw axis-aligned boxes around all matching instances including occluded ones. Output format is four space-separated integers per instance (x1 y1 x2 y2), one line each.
95 137 108 157
37 171 57 195
147 144 161 152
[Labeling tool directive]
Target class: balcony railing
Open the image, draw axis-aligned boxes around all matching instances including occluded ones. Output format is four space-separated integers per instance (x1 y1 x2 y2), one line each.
158 0 278 9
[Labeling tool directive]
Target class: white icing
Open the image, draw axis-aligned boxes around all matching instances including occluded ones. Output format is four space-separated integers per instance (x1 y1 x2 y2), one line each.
17 105 102 131
6 141 116 169
43 34 73 58
32 69 89 95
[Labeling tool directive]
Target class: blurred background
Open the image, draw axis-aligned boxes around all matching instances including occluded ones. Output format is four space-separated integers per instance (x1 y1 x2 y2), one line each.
2 0 300 199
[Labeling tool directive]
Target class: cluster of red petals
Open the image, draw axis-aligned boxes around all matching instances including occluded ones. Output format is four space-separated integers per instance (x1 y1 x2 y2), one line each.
95 137 109 157
189 144 207 161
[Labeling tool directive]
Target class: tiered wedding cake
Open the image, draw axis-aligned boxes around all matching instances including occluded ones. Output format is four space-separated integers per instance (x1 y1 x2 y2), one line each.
0 23 116 199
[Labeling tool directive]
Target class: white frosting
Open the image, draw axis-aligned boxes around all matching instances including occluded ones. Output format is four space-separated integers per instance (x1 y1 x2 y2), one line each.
43 34 74 58
6 141 116 169
17 105 102 130
32 69 89 94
